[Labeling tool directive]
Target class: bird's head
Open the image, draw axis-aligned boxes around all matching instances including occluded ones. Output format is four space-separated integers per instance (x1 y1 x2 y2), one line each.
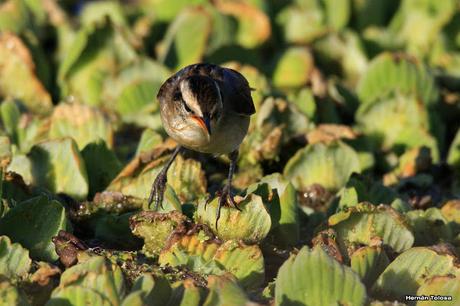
176 75 223 138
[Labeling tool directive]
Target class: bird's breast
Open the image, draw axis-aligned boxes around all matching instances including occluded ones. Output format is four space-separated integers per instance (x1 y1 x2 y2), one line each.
197 112 250 154
162 110 250 155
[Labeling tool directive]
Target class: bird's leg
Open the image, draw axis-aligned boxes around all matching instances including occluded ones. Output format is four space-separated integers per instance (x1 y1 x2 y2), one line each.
215 149 241 228
148 146 182 211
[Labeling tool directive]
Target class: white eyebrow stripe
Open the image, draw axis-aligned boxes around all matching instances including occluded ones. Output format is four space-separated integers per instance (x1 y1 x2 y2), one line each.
180 80 203 117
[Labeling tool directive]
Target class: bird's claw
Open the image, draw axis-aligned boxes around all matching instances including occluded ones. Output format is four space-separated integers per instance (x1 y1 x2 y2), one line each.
204 193 214 211
148 172 167 211
219 187 241 211
214 185 241 230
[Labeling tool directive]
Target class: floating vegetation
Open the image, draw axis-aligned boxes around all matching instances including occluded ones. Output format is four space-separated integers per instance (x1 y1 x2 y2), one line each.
0 1 459 305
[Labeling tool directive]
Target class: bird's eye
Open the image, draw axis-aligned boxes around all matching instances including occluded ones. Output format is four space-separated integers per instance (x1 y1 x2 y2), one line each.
174 91 182 101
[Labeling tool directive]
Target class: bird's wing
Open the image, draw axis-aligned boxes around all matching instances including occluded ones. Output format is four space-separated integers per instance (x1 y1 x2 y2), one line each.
221 68 256 116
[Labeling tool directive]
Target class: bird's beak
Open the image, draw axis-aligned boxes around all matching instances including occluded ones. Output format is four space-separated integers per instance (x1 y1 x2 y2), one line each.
191 115 211 135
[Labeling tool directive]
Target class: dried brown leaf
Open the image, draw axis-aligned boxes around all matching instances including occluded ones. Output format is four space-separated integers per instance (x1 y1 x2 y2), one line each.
307 124 357 145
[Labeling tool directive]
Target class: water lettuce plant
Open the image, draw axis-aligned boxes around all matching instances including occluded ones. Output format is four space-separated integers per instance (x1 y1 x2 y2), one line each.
0 0 459 305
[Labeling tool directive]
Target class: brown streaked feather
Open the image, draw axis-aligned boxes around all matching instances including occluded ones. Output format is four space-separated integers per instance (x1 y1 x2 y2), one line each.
157 63 255 116
184 74 220 115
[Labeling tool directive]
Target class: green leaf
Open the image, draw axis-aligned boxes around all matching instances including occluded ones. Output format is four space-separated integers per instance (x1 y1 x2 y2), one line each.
116 81 158 116
121 290 148 306
447 127 460 176
1 170 31 204
357 53 439 106
0 99 20 144
388 0 456 57
106 157 164 203
441 200 460 223
7 154 33 185
323 0 350 30
276 0 350 44
80 0 127 27
390 198 412 214
214 0 270 49
0 0 31 34
329 203 414 253
277 4 324 44
350 246 389 288
58 18 136 106
81 140 122 197
0 196 67 261
178 279 203 306
49 103 114 150
135 129 163 156
11 114 48 154
27 138 89 200
245 181 281 227
108 154 205 204
0 235 32 279
166 155 207 203
356 94 439 161
256 97 311 141
372 245 460 300
406 208 453 246
272 47 314 89
157 8 212 70
140 0 207 22
416 275 460 306
0 136 12 169
212 241 264 289
337 173 397 210
203 274 252 306
107 58 170 126
240 96 311 166
130 211 187 257
288 88 317 119
46 286 113 306
390 146 432 180
351 0 392 30
284 141 361 192
256 174 299 246
0 171 4 217
23 262 61 306
159 232 264 289
126 274 172 306
57 19 109 79
196 193 271 244
90 212 140 249
275 246 367 306
54 256 126 306
0 33 52 114
0 275 30 306
313 31 368 84
109 58 169 98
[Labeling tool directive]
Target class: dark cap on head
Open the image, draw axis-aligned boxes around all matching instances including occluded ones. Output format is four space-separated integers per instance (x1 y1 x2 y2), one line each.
185 75 222 115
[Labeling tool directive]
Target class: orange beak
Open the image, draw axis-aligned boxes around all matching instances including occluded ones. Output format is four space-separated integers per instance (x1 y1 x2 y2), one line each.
191 115 211 135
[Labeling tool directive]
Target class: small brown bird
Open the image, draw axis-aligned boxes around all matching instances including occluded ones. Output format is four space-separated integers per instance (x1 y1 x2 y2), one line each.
148 63 255 226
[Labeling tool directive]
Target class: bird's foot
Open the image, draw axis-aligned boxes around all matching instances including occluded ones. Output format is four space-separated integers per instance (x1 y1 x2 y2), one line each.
148 172 167 211
213 184 241 229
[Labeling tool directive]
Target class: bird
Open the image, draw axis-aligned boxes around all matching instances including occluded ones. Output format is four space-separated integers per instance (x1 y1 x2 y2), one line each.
148 63 255 227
